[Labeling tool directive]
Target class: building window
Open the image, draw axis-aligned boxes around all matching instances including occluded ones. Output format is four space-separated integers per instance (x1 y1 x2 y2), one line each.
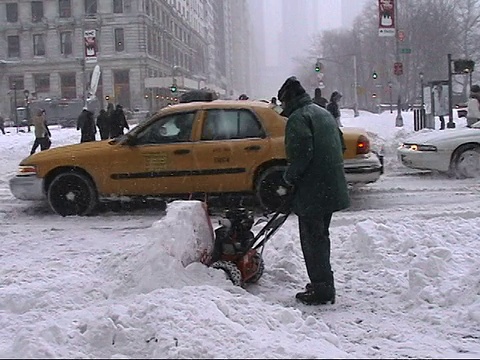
60 31 73 55
34 74 50 92
59 0 72 18
31 1 44 22
6 3 18 22
115 28 124 52
9 76 24 90
85 0 97 15
60 73 76 99
113 0 123 13
7 36 20 58
33 34 46 56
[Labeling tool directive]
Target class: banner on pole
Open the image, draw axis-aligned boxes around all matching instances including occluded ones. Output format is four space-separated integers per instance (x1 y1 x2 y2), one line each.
378 0 395 37
84 30 97 63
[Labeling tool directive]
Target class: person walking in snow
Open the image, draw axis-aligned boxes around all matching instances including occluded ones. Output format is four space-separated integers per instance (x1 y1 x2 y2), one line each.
77 107 96 143
312 87 328 109
277 76 350 306
327 91 343 127
96 109 110 140
466 84 480 128
0 115 5 135
30 109 51 154
109 104 129 138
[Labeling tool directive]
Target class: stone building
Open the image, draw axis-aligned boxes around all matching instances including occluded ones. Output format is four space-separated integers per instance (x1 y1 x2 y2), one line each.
0 0 233 117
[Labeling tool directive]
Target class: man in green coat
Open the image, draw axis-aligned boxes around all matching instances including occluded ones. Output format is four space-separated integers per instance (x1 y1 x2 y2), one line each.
277 76 350 305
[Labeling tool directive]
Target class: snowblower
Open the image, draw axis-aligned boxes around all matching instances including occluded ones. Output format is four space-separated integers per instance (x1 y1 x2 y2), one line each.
208 207 290 287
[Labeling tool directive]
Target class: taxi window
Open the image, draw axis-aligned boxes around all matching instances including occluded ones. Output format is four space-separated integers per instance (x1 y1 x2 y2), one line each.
201 109 265 140
135 112 195 144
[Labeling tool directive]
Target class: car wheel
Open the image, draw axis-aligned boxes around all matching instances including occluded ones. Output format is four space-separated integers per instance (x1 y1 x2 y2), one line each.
255 165 290 213
47 172 98 216
451 145 480 179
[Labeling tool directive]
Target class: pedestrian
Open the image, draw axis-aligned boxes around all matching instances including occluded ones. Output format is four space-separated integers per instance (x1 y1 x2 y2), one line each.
434 84 447 130
0 114 5 135
109 104 129 138
326 91 343 127
277 76 350 306
77 107 96 143
312 87 328 109
30 109 51 155
466 84 480 128
96 109 110 140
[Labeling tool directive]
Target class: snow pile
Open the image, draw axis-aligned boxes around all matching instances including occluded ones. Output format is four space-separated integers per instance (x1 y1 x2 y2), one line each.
151 200 214 266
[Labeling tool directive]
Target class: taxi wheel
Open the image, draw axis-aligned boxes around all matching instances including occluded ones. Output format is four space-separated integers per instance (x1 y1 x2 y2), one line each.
255 165 289 213
47 172 98 217
451 145 480 179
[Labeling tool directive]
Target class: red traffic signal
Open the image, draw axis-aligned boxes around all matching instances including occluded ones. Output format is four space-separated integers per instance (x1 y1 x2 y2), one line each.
394 62 403 76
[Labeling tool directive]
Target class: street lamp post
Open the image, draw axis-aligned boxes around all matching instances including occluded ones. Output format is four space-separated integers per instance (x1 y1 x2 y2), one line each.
394 0 403 127
23 89 31 132
13 82 18 133
388 81 393 113
419 72 424 106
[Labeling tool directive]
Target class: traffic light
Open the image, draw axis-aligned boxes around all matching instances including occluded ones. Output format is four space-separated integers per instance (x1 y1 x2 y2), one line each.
315 59 321 73
372 71 378 79
170 84 177 93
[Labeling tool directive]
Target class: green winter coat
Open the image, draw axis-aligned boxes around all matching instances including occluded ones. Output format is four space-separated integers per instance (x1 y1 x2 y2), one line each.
283 93 350 216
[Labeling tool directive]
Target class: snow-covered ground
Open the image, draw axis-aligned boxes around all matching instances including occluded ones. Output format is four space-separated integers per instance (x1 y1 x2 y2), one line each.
0 110 479 359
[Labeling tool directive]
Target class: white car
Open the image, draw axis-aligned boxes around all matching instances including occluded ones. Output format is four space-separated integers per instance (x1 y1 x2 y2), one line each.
397 121 480 178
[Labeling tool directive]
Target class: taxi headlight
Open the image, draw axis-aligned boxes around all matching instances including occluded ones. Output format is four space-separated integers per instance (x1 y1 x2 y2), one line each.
17 165 38 176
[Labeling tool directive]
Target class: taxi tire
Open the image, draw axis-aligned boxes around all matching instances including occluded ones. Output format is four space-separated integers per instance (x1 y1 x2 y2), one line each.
255 165 289 213
47 172 98 217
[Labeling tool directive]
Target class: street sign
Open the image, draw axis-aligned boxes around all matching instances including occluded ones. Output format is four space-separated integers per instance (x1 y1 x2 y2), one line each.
400 48 412 54
394 62 403 75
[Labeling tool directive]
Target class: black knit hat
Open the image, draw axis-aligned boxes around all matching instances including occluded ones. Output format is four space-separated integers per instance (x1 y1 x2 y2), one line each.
277 76 306 102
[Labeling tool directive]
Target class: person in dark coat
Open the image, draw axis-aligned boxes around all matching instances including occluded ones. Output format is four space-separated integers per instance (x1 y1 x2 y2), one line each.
77 107 96 143
326 91 343 127
312 87 328 108
277 76 350 306
96 109 110 140
109 104 129 138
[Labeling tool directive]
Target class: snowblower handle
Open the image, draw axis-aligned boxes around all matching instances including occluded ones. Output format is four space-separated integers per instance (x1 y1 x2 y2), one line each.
251 210 290 250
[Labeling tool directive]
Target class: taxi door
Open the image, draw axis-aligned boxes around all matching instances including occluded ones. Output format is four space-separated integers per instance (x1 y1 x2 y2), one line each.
104 112 197 196
191 108 271 193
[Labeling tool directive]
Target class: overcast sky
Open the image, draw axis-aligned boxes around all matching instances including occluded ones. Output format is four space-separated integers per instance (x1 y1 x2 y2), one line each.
263 0 367 68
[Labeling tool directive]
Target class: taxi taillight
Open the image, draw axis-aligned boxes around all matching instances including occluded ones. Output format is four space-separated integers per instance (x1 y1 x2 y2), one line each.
356 135 370 155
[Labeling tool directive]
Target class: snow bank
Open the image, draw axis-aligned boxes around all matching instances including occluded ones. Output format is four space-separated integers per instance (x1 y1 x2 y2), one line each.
151 200 214 266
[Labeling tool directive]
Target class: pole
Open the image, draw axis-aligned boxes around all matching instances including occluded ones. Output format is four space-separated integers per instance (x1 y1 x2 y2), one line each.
13 82 18 133
447 53 455 128
394 0 403 127
420 74 424 109
389 83 393 113
353 54 359 117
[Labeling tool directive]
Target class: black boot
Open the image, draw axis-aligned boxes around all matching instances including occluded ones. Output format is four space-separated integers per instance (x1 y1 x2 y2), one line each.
296 282 335 305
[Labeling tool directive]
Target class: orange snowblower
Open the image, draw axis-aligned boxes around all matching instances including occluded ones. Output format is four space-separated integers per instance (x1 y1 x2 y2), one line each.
207 207 290 287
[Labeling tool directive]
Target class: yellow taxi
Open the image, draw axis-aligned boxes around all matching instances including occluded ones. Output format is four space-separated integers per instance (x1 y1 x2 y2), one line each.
9 100 383 216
